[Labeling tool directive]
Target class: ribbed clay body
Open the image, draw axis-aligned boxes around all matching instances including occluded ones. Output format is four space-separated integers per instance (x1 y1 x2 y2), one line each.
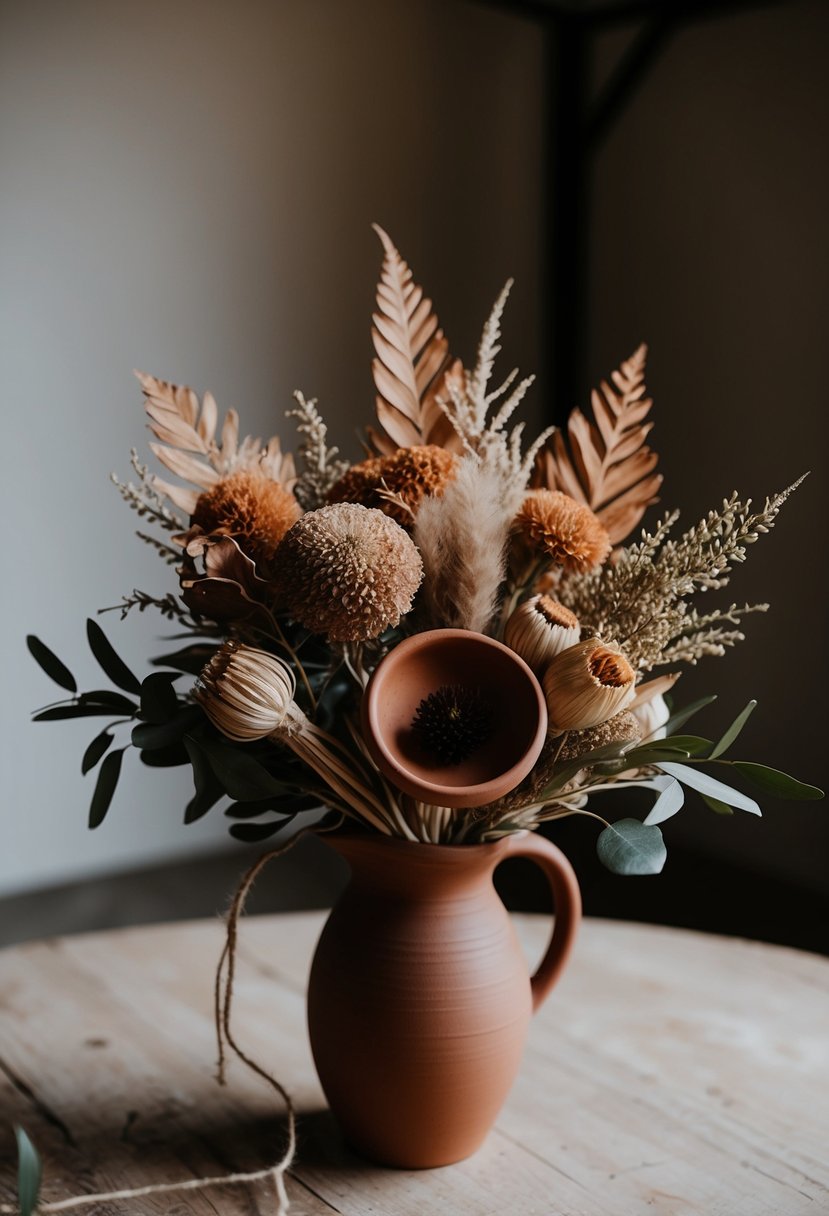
307 832 580 1167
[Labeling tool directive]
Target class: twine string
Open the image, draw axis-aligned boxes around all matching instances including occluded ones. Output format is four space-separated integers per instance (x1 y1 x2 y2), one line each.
4 828 334 1216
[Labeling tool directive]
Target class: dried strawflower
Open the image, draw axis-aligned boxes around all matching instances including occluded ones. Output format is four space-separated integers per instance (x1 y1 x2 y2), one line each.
412 684 494 766
504 595 580 673
329 445 458 525
515 490 611 573
555 711 642 764
275 503 422 641
543 638 636 733
189 469 300 570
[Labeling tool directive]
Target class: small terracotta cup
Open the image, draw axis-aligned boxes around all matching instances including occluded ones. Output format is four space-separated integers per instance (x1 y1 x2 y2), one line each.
360 628 548 808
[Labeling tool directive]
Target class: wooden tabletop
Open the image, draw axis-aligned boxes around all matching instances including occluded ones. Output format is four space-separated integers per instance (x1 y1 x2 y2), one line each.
1 912 827 1215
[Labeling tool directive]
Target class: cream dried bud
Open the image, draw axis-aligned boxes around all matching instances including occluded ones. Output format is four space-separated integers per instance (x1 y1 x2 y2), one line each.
632 693 670 742
195 641 302 742
504 595 580 673
543 638 636 734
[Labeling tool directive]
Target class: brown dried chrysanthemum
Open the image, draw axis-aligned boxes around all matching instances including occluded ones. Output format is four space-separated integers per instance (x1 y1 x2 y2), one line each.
274 503 423 641
329 445 458 525
515 490 611 572
190 469 301 569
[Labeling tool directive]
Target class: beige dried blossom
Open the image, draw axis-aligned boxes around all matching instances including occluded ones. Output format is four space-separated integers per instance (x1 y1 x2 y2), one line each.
504 595 580 674
196 640 301 741
329 445 458 525
543 638 636 733
275 503 423 641
515 490 611 573
190 469 301 569
554 711 642 764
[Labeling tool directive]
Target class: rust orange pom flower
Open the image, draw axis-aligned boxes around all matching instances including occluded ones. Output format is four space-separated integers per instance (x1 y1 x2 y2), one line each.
515 490 611 573
329 444 458 525
190 469 301 569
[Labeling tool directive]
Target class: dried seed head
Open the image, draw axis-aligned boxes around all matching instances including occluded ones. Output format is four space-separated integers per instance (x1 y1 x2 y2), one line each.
411 684 494 766
543 637 636 733
274 503 423 641
504 594 581 673
195 641 301 741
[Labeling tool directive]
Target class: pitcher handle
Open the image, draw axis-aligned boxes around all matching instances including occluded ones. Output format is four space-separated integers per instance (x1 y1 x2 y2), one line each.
501 832 582 1013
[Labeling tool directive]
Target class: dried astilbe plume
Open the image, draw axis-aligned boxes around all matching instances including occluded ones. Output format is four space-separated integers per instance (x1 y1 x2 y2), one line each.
189 469 301 570
136 372 296 515
287 391 349 511
515 490 612 574
504 595 581 674
275 503 423 641
329 444 458 525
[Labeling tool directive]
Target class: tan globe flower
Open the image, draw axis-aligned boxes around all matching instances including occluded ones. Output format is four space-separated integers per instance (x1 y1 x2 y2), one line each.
543 637 636 733
504 595 581 673
274 503 423 641
515 490 611 572
329 445 458 525
190 469 301 570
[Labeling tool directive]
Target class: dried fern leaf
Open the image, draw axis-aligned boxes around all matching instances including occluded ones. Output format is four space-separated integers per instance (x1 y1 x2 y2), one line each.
536 344 662 544
369 225 464 453
136 372 296 503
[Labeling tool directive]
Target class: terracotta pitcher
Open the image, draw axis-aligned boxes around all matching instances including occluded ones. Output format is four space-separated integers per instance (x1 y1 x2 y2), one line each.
307 830 581 1168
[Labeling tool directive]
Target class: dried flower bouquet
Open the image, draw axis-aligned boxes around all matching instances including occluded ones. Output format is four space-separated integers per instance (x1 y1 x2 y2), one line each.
29 227 822 876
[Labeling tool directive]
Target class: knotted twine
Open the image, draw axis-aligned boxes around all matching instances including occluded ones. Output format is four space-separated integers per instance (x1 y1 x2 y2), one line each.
3 826 331 1215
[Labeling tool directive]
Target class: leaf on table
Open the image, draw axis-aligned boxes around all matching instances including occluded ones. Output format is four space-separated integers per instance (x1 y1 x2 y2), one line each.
15 1126 42 1216
534 344 662 543
367 225 464 454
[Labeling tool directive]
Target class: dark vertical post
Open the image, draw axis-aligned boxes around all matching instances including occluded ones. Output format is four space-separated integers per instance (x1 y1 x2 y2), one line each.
544 11 589 426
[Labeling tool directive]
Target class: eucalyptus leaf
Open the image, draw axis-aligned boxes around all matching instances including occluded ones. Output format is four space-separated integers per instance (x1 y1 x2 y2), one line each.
229 819 291 843
661 695 717 736
197 736 300 801
224 794 318 819
34 705 128 722
139 743 190 768
79 690 138 713
89 747 125 828
701 793 734 816
182 735 225 823
27 635 77 693
596 818 667 876
657 734 713 757
139 671 181 724
81 729 114 774
15 1126 42 1216
86 618 141 693
643 777 685 826
709 700 757 760
732 762 824 801
131 707 202 750
658 762 761 815
151 643 218 674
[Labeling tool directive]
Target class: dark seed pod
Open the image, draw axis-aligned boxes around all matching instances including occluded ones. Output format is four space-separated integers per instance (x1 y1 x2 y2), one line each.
411 684 494 766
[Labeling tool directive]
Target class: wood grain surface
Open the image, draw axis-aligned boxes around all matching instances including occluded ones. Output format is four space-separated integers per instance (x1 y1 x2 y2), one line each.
1 913 827 1215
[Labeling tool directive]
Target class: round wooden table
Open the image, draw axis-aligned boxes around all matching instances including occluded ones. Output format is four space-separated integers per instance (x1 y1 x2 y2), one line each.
1 912 827 1214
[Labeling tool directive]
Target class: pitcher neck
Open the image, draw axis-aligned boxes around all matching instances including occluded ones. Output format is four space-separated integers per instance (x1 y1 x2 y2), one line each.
325 831 515 900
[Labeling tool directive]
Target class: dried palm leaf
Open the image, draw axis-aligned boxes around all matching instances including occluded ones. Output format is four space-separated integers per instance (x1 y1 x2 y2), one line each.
535 345 661 544
135 371 296 514
367 225 464 454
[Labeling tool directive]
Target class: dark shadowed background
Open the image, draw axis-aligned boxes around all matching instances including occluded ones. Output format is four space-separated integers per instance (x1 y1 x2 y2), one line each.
2 0 826 951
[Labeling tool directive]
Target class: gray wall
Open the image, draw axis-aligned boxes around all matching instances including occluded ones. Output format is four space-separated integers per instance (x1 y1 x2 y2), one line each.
1 0 543 895
2 0 826 903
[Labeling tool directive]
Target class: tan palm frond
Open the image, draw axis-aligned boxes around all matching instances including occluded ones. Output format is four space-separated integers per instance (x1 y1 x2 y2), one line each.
535 344 661 544
367 225 464 454
135 372 295 514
